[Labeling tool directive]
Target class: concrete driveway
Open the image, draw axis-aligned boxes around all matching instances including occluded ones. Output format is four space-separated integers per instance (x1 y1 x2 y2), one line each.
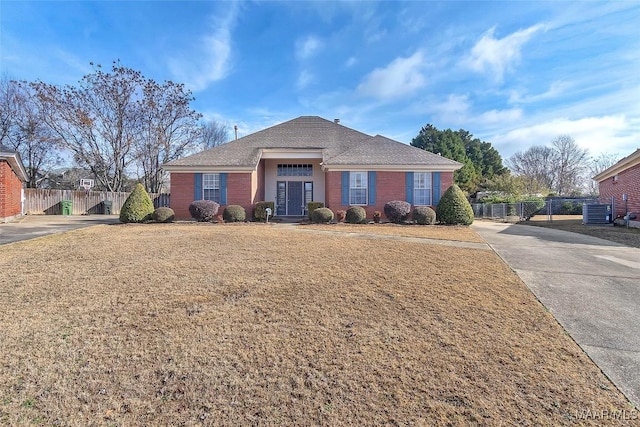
472 220 640 409
0 215 119 245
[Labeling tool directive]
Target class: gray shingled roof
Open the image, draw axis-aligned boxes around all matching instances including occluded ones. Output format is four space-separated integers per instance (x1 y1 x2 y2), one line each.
165 116 461 169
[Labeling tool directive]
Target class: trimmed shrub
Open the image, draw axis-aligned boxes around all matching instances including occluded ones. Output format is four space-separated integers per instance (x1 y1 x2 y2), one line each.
307 202 325 221
223 205 246 222
436 184 474 225
311 207 334 223
384 200 411 224
412 206 436 225
189 200 219 222
253 201 275 222
152 207 175 223
345 206 367 224
119 183 155 223
336 210 346 222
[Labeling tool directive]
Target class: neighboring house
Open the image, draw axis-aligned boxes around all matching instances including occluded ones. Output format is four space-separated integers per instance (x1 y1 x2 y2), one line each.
593 148 640 219
0 144 27 223
164 116 462 219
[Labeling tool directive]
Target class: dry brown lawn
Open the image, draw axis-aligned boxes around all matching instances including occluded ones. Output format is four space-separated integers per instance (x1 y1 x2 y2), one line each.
524 216 640 248
299 223 485 243
0 223 635 426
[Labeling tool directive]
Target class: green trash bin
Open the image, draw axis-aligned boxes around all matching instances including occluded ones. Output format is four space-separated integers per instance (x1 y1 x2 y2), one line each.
103 200 113 215
61 200 73 216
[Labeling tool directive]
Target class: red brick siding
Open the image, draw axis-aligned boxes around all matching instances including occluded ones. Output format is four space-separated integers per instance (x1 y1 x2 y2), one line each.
170 172 255 220
169 173 195 219
226 173 253 216
440 172 454 193
0 160 23 220
325 170 453 219
598 162 640 217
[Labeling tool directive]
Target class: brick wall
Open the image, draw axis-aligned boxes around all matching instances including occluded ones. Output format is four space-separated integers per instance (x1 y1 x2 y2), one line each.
325 170 455 219
0 160 23 221
170 172 255 220
598 162 640 217
169 173 195 219
226 173 253 216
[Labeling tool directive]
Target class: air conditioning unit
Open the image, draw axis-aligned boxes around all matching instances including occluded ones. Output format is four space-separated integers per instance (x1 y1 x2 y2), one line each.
583 204 613 225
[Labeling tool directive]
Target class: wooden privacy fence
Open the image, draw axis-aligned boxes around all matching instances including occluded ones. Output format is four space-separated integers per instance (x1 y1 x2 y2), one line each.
24 189 170 215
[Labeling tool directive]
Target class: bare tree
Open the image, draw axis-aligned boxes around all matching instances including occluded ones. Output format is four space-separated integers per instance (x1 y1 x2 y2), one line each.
587 152 619 195
507 145 557 195
200 119 229 150
0 75 19 145
31 62 143 192
136 79 203 193
0 79 61 187
552 135 589 196
508 135 590 196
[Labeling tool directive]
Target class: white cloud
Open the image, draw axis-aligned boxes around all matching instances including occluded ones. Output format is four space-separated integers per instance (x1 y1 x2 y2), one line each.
491 115 637 158
345 56 357 67
357 51 426 100
296 69 314 90
465 24 544 82
167 6 237 91
296 35 324 60
509 81 570 104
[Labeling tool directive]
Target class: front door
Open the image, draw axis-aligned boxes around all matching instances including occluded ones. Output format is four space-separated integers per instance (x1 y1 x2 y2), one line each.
277 181 313 216
287 181 303 216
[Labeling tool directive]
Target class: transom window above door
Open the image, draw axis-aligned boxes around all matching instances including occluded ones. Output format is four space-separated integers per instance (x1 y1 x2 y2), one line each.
277 164 313 176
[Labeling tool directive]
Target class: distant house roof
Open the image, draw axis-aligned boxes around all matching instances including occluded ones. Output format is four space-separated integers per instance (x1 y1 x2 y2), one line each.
593 148 640 182
0 144 27 181
165 116 462 172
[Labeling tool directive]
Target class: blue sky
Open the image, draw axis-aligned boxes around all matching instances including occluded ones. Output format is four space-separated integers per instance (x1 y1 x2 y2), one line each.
1 1 638 161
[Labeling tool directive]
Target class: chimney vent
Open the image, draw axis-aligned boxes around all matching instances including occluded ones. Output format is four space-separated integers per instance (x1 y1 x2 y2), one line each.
334 119 340 124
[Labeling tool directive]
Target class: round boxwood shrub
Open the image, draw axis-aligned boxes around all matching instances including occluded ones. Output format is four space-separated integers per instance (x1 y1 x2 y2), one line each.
345 206 367 224
311 207 334 223
384 200 411 224
436 184 474 225
412 206 436 225
189 200 219 222
119 183 155 223
152 207 175 223
307 201 325 221
223 205 246 222
253 201 275 222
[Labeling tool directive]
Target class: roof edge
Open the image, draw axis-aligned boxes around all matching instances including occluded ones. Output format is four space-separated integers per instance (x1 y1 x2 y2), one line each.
0 149 28 182
593 149 640 182
322 164 462 172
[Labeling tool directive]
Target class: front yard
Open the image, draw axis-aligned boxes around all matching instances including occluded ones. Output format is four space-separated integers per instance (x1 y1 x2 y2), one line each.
0 223 634 425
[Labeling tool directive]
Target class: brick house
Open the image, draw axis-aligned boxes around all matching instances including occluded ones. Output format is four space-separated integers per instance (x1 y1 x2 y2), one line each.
0 144 27 223
164 116 462 220
593 148 640 221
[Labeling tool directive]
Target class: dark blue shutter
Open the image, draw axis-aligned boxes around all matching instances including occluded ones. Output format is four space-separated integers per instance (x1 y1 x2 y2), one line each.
341 171 349 205
432 172 441 205
194 173 202 200
405 172 414 205
220 173 227 205
368 171 376 206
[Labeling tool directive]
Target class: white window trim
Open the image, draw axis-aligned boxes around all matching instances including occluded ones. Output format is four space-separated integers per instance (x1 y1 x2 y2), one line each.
203 173 221 203
349 171 368 205
413 172 432 206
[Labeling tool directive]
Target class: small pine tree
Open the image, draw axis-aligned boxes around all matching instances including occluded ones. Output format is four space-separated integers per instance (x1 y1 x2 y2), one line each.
436 184 474 225
119 183 155 223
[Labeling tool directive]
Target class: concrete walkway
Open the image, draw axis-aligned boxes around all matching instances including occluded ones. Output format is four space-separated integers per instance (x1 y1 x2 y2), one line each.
472 220 640 408
0 215 119 245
